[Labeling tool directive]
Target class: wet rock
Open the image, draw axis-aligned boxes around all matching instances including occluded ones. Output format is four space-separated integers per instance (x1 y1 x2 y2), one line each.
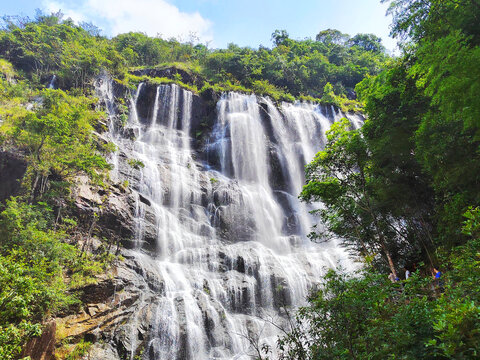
174 297 189 360
190 93 211 141
112 79 130 99
117 152 143 189
214 205 256 243
270 275 292 309
134 206 158 253
139 193 151 206
135 82 157 123
267 144 289 191
144 269 165 293
195 291 230 349
258 99 276 142
121 126 139 140
72 176 136 248
236 256 246 274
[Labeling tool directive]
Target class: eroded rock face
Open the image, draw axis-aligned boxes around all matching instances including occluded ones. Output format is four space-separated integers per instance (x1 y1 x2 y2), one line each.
72 175 136 248
133 80 211 143
56 249 162 360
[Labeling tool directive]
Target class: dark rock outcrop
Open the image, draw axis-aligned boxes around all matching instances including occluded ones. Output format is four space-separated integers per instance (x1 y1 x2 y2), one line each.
133 79 211 143
0 150 27 202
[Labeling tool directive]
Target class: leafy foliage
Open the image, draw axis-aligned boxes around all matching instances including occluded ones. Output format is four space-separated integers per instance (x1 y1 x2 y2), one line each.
0 198 105 360
358 0 480 246
279 268 434 359
0 11 388 106
0 15 123 90
301 118 408 276
280 232 480 359
200 32 386 102
0 73 111 200
280 208 480 359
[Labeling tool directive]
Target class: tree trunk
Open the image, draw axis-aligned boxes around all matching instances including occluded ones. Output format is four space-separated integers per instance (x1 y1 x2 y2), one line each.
380 240 397 278
30 172 40 203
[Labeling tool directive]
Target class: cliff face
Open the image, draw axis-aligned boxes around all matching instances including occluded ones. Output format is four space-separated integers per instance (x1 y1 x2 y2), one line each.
33 76 363 360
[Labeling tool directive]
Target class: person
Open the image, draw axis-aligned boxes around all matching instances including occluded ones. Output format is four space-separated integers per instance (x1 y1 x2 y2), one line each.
432 267 444 293
404 267 411 280
388 272 396 283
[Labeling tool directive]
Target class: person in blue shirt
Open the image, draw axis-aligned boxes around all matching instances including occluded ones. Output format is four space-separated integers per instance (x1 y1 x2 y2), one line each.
432 267 444 293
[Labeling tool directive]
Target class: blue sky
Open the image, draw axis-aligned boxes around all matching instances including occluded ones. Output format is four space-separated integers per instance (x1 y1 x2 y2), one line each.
1 0 397 52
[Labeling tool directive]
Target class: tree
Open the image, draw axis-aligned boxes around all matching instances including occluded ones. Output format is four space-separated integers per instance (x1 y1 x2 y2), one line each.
383 0 480 44
381 0 480 246
278 266 436 360
348 33 385 53
320 82 337 104
315 28 350 45
34 9 63 26
79 21 102 37
301 119 402 276
281 210 480 359
271 29 290 46
1 86 111 200
356 61 435 264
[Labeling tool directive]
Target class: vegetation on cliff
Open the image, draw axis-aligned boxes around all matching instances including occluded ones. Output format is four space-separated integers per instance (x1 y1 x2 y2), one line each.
0 59 116 359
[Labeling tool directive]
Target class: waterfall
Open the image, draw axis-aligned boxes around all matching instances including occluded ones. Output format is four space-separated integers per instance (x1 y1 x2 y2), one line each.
95 75 121 181
101 81 360 360
48 74 56 89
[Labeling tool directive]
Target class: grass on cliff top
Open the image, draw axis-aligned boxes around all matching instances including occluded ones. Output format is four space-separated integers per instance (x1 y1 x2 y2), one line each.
117 63 364 112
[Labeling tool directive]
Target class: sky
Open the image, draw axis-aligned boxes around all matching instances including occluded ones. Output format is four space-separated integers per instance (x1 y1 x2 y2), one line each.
0 0 398 52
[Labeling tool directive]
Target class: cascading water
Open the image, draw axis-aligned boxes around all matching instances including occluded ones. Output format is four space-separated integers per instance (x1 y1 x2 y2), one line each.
99 79 360 360
48 74 56 89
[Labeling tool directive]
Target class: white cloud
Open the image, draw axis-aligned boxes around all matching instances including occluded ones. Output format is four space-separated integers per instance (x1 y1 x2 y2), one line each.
42 0 213 43
43 0 87 24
